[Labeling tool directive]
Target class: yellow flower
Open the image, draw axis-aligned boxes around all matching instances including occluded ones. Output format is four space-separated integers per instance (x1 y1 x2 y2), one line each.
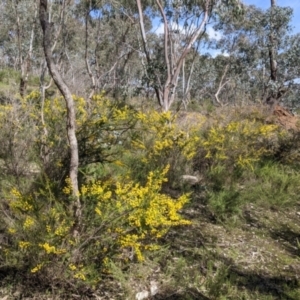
114 160 125 166
74 272 86 281
19 241 30 249
69 264 77 271
95 207 102 216
62 177 72 195
39 242 57 254
23 216 35 229
8 227 16 234
46 225 51 233
54 221 70 236
31 263 43 273
81 185 88 197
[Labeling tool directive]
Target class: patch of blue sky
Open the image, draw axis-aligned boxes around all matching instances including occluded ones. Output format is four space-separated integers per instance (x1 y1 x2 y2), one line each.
242 0 300 33
150 1 300 58
151 16 224 57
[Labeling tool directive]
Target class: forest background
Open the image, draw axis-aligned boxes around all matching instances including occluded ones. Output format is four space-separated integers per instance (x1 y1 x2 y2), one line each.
0 0 300 299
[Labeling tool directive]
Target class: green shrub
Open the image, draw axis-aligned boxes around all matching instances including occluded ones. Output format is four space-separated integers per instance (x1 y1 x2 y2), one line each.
241 162 300 208
2 164 191 287
125 110 202 185
0 92 196 290
207 185 241 218
193 109 290 219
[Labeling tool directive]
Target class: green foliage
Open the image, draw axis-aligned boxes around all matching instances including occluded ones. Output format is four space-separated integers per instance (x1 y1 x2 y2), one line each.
206 263 231 299
203 145 300 217
193 109 291 219
198 117 280 171
207 184 241 218
1 93 300 298
74 94 137 167
241 162 300 208
126 110 203 185
3 165 190 286
0 68 20 85
0 96 39 189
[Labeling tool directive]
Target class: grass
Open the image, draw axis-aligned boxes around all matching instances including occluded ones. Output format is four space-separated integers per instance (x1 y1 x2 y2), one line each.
88 193 299 299
3 171 298 299
0 95 299 299
147 197 300 299
0 68 44 101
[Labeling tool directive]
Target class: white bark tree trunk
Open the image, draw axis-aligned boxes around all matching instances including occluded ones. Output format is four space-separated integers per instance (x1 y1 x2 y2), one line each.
39 0 81 232
136 0 210 111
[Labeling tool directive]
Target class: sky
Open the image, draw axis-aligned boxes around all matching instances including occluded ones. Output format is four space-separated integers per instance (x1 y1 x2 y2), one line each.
243 0 300 34
206 0 300 57
153 0 300 57
154 1 300 38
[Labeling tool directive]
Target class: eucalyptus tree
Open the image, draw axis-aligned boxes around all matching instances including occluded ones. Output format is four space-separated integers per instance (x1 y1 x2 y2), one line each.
206 6 264 104
207 2 295 106
0 0 41 97
268 0 277 85
276 32 300 108
137 0 211 111
74 0 145 101
40 0 81 233
0 0 87 97
135 0 243 111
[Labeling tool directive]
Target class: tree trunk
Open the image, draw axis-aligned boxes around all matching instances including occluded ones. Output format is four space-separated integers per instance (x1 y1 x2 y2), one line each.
269 0 277 83
39 0 81 232
14 0 38 98
85 0 96 107
266 0 279 108
268 35 277 82
136 0 209 111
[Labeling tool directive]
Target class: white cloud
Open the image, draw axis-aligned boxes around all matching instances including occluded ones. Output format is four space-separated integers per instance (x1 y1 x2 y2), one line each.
154 23 222 42
154 23 165 35
154 22 189 35
206 26 222 41
207 49 229 58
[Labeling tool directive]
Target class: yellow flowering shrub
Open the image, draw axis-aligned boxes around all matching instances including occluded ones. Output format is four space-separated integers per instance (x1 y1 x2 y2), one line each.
4 182 74 278
193 110 287 218
4 164 190 285
0 93 39 182
196 118 282 173
127 110 202 184
1 91 200 186
81 165 191 262
2 92 132 193
74 95 137 167
134 110 199 159
0 90 195 288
